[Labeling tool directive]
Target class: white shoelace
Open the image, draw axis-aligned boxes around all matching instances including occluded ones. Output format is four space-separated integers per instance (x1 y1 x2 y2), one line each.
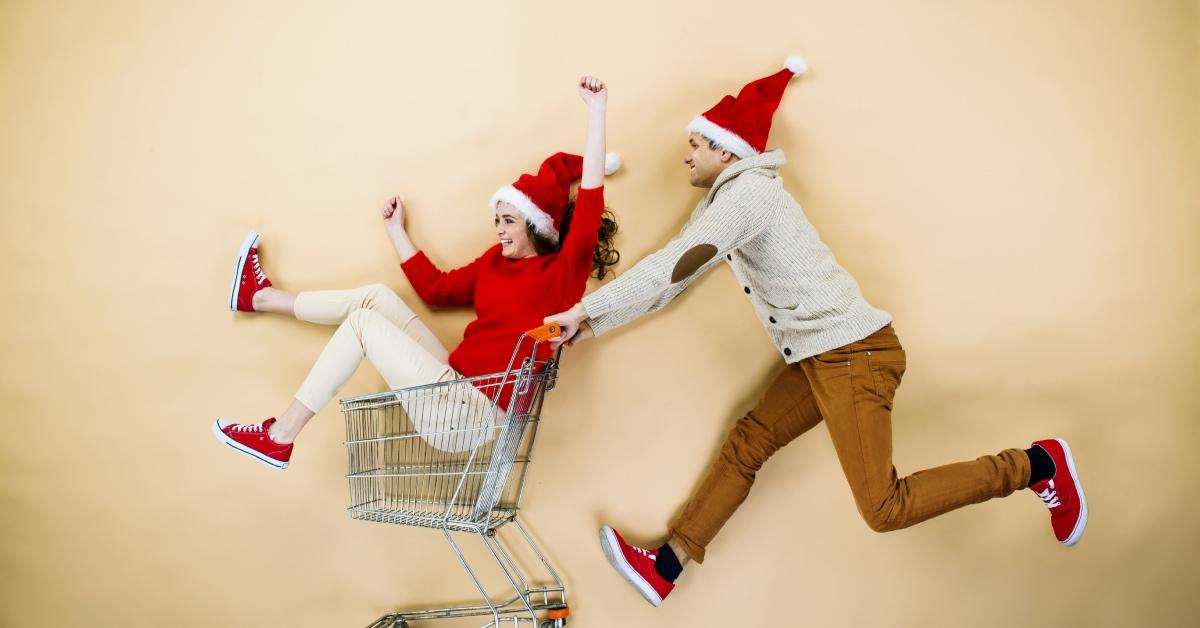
1036 479 1062 509
251 253 266 284
631 546 656 561
231 422 264 434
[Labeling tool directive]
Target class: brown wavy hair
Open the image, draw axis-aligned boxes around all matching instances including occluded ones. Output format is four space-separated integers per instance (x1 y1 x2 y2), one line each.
527 200 620 280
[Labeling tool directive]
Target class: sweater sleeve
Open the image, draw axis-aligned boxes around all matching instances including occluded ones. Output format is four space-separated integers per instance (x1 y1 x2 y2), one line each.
552 186 605 282
400 248 489 307
581 189 769 336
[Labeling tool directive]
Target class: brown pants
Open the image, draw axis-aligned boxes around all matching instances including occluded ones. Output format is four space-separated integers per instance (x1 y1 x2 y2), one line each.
671 324 1031 562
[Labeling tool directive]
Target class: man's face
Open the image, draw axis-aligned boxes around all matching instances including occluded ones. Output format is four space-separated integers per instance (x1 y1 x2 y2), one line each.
684 132 736 188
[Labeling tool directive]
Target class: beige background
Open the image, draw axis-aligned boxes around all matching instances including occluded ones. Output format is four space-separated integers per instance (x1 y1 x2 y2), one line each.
2 1 1197 626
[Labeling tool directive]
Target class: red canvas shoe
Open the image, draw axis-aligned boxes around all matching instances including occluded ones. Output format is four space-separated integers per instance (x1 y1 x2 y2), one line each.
229 231 272 312
212 418 292 469
599 526 674 607
1029 438 1088 546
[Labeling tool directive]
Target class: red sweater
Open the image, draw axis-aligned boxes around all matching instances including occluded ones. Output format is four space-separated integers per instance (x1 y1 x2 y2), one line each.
400 186 605 403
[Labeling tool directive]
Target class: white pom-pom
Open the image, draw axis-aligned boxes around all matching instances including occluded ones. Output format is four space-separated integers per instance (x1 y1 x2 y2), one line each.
784 54 808 76
604 152 622 176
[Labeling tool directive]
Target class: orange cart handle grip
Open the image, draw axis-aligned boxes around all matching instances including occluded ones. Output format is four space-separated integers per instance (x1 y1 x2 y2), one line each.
526 322 564 342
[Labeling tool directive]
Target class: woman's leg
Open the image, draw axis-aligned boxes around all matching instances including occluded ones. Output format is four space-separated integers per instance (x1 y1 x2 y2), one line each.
277 308 454 443
267 398 317 444
293 284 448 362
252 286 297 315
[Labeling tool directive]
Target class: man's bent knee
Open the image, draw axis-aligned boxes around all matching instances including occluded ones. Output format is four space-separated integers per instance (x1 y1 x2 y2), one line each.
856 490 910 533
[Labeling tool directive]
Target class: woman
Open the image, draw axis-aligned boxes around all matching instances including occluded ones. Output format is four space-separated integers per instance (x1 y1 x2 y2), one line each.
213 76 619 468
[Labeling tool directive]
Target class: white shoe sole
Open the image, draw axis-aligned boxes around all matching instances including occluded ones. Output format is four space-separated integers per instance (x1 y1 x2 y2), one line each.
228 231 259 311
1054 437 1088 546
212 418 288 470
599 526 663 607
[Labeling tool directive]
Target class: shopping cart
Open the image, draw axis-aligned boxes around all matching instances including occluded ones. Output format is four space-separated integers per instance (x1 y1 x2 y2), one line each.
341 323 571 628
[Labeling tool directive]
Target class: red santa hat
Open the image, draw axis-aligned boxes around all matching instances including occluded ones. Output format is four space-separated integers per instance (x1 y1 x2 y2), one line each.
489 151 621 244
687 55 808 158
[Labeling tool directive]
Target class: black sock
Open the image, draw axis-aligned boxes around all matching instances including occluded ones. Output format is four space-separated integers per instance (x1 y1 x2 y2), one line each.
1025 445 1056 487
655 543 683 583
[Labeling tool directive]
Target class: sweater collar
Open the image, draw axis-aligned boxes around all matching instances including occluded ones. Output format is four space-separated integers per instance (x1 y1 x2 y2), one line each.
707 149 786 201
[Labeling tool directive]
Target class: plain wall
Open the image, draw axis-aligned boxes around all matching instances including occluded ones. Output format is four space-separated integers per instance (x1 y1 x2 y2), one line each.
2 1 1197 626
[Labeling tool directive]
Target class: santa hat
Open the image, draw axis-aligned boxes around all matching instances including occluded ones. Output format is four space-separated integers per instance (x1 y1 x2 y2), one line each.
489 151 621 244
687 55 808 158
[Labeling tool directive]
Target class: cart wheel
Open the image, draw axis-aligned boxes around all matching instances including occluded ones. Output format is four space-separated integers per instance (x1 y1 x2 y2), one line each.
539 605 568 627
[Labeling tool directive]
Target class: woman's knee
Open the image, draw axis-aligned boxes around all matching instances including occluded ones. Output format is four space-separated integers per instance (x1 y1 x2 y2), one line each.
345 307 382 335
359 283 401 306
360 283 417 321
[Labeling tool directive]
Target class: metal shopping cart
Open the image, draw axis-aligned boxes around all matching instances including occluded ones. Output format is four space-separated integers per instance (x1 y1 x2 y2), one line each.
340 323 571 628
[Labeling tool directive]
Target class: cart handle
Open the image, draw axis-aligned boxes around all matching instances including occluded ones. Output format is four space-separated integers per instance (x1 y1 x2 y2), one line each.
525 322 564 342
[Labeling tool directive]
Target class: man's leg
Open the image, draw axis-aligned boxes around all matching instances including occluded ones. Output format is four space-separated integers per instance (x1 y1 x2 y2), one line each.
803 325 1029 533
599 362 824 607
669 362 825 562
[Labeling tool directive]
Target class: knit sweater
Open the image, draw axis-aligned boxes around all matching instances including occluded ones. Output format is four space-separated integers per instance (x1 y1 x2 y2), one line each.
581 151 891 362
401 186 605 386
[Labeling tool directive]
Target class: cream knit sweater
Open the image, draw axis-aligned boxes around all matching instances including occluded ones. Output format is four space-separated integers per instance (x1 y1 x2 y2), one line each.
581 149 892 363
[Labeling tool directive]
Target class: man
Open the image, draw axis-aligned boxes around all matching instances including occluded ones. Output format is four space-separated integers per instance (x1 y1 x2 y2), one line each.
545 55 1087 608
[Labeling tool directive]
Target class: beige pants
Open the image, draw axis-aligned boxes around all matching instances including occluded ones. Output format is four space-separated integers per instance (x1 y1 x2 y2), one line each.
293 284 498 452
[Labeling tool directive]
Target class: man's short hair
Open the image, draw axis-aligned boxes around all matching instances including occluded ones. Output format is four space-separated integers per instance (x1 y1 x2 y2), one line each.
702 135 729 153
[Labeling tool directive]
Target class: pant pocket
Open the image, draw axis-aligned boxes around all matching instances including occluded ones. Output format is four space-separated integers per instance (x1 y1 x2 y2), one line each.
866 350 906 406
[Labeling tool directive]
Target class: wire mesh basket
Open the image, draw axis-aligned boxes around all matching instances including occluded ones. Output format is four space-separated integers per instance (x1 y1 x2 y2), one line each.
341 323 571 628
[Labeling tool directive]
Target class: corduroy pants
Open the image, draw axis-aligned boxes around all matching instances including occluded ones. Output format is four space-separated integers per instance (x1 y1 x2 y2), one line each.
670 324 1031 562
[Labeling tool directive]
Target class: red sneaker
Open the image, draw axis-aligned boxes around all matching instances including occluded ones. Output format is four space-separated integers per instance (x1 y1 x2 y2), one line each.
212 418 292 469
599 526 674 607
229 231 271 312
1029 438 1088 546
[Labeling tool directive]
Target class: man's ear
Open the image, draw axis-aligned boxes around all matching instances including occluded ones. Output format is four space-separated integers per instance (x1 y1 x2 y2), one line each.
720 150 737 163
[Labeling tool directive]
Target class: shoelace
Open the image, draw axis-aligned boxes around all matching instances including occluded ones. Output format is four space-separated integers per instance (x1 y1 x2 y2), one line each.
1036 479 1062 509
631 546 656 561
251 253 267 284
231 422 265 434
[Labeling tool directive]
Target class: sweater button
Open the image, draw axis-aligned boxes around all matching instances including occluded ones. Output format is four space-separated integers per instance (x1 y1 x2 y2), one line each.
783 347 792 356
726 254 732 261
743 286 751 294
769 316 777 324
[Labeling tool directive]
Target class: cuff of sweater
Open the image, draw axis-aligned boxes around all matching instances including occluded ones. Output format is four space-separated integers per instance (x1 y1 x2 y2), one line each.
576 185 605 212
399 250 432 275
584 309 619 337
581 290 618 325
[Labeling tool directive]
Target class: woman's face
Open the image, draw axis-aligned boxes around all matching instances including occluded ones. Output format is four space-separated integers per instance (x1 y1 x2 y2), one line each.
494 201 538 259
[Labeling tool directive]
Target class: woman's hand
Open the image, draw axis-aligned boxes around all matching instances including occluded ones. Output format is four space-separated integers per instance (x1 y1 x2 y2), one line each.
382 195 418 262
382 195 406 232
578 75 607 108
578 76 608 189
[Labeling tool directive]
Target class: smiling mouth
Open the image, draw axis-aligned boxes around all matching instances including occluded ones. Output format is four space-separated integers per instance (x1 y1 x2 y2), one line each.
500 239 513 246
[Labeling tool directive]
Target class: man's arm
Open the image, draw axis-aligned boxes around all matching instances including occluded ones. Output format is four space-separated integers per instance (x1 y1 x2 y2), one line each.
547 186 769 344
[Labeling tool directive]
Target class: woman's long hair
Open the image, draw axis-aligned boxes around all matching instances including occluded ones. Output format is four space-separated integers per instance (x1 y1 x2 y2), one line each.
527 200 620 280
